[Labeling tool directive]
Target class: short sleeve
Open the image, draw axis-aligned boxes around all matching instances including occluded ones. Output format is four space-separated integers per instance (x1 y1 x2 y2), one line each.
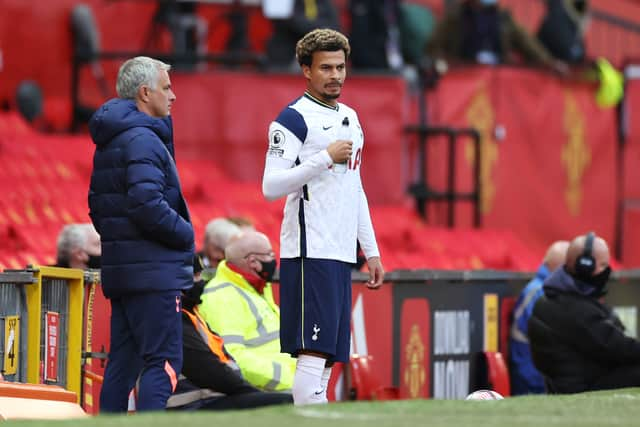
267 107 307 162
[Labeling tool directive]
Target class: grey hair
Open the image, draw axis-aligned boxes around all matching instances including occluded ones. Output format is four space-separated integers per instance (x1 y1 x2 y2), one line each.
204 218 241 249
116 56 171 99
56 223 91 266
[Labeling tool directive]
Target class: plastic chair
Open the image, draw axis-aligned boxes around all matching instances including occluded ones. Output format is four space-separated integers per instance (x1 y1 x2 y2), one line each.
347 354 399 400
474 351 511 397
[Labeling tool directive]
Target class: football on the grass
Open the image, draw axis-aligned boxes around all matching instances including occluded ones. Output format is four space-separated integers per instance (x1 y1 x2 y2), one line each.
465 390 504 400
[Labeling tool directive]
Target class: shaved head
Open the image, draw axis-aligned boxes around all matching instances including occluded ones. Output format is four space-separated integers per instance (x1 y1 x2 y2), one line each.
225 231 273 267
543 240 569 272
565 233 610 276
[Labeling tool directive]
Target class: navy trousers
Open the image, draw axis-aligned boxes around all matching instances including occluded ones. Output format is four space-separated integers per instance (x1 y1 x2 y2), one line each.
100 291 182 412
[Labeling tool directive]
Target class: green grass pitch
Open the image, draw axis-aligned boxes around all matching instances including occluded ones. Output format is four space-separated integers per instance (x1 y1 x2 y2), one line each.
4 388 640 427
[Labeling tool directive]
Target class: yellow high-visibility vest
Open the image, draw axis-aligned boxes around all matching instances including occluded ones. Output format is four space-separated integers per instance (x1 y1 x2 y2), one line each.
198 261 296 391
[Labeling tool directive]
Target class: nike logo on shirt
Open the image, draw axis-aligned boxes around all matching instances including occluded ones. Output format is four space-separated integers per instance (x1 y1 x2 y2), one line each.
322 126 333 130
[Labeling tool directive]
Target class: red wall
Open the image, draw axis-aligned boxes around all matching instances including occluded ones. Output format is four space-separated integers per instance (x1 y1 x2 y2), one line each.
621 77 640 265
426 66 618 252
169 71 409 205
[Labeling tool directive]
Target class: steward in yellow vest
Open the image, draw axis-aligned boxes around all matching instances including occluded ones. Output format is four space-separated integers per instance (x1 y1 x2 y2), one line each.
167 279 292 410
199 232 296 391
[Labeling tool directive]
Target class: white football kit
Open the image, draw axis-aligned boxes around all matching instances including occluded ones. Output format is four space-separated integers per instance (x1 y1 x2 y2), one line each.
262 92 379 263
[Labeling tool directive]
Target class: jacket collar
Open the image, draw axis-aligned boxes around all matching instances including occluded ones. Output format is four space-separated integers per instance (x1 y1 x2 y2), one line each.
543 266 600 297
225 261 267 294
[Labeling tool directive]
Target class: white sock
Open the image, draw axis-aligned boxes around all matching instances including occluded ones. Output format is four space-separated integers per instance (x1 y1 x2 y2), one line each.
292 355 327 405
320 367 332 401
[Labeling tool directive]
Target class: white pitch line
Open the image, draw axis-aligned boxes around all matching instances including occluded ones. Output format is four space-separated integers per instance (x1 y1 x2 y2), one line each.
611 393 640 400
294 407 388 421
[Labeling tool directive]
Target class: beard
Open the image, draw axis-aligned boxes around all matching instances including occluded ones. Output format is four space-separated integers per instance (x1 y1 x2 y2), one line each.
323 91 341 100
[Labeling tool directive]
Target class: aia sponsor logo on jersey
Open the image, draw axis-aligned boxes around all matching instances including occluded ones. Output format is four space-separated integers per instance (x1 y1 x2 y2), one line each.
348 147 362 170
328 147 362 171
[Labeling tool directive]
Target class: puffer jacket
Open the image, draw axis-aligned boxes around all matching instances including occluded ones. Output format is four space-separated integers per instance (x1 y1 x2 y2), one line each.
88 98 194 298
528 267 640 393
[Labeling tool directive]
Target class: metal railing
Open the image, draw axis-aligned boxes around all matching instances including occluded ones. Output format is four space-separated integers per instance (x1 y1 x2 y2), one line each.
404 125 482 227
32 266 84 401
0 270 35 382
0 267 84 402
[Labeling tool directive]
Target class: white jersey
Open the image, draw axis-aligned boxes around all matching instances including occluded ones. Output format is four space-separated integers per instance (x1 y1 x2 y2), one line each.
262 92 379 263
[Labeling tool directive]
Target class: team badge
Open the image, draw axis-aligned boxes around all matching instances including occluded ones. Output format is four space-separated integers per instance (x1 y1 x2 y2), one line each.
268 129 285 157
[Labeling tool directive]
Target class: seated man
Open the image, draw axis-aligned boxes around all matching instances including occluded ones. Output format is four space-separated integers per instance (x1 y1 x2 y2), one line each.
168 265 292 410
528 232 640 393
199 231 296 391
55 223 101 269
509 240 568 395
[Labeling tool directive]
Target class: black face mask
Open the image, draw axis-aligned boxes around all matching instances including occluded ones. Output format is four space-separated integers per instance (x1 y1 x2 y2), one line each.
87 254 102 269
574 0 587 14
586 266 611 296
258 259 277 282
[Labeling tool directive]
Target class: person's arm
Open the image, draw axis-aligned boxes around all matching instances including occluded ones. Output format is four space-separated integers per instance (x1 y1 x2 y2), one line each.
506 12 569 76
357 187 378 260
262 113 351 201
263 153 333 201
357 184 384 289
505 13 555 67
582 308 640 364
124 134 193 250
560 299 640 364
181 315 259 395
262 110 325 201
223 341 296 391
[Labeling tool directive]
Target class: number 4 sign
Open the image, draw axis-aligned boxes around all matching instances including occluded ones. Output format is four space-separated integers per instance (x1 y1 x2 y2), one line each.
3 315 20 376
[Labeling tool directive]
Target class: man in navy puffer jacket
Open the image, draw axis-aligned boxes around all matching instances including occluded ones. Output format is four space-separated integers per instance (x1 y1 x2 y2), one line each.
88 56 194 412
529 232 640 393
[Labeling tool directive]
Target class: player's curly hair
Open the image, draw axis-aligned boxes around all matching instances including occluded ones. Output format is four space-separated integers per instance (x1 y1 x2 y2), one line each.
296 28 351 67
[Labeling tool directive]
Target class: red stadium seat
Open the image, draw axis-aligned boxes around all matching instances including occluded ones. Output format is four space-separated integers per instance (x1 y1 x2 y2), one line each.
347 354 398 401
0 111 546 272
477 351 511 397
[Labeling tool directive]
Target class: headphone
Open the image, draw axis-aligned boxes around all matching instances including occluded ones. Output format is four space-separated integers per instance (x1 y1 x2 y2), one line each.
575 231 596 279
